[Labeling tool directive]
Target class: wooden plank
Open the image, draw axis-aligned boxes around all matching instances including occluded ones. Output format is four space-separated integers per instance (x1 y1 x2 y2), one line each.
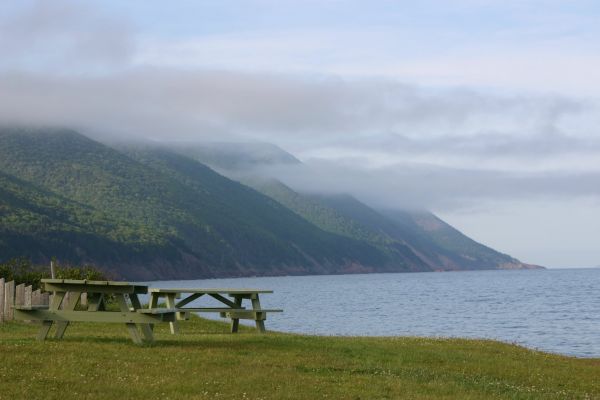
86 293 104 312
209 293 240 308
43 279 147 292
0 278 4 322
138 308 178 314
115 294 143 344
44 283 139 295
4 281 15 321
165 293 179 334
15 284 25 308
148 288 273 294
128 293 154 342
37 291 65 341
14 305 49 310
61 292 70 310
15 309 172 324
174 292 204 308
220 310 277 321
41 292 50 306
41 278 65 284
252 296 266 333
32 289 41 306
80 280 109 285
177 307 246 312
148 293 159 331
148 293 159 309
24 286 32 308
55 292 81 339
230 296 243 333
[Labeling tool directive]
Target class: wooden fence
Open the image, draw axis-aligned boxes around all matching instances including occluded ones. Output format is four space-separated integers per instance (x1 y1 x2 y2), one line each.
0 278 50 323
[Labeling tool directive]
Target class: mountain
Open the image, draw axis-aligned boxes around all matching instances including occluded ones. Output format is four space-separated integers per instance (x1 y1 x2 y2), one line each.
173 142 538 272
250 179 537 272
0 127 390 278
0 127 539 279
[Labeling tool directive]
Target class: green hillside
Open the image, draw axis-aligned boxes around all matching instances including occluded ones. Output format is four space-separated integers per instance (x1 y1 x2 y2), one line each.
166 140 538 272
314 194 532 271
250 179 431 271
0 127 537 278
0 127 392 278
249 179 533 271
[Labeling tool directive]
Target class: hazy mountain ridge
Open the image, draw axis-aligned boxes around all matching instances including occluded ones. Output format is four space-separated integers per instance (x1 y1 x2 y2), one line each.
0 128 390 278
0 127 540 278
250 179 536 272
177 142 540 271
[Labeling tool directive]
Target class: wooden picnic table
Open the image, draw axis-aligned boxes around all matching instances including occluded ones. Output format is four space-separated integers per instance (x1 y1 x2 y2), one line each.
148 288 282 334
14 279 176 344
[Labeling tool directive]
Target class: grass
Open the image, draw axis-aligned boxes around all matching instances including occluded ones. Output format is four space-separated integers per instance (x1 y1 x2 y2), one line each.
0 318 598 399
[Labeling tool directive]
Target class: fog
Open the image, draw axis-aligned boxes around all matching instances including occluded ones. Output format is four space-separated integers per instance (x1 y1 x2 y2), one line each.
1 0 599 266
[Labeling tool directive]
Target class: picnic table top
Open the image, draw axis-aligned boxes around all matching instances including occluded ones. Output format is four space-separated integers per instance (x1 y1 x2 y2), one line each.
148 288 273 294
41 279 149 294
41 278 143 286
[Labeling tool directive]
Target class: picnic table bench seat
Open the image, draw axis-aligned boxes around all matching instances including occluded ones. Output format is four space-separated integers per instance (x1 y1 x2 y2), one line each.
14 305 50 311
148 288 274 294
148 287 282 334
219 309 283 321
137 308 178 314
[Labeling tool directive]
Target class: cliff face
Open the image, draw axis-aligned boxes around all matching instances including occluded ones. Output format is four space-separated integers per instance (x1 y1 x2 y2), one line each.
0 127 541 279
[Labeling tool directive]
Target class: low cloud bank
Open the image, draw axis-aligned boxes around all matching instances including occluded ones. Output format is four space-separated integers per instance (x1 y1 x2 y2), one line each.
1 69 599 211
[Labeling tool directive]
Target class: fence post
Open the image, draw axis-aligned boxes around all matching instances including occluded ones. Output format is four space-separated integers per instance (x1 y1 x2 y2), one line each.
49 261 56 306
41 292 50 307
32 289 41 306
24 286 32 308
0 278 4 322
15 284 25 309
5 281 15 320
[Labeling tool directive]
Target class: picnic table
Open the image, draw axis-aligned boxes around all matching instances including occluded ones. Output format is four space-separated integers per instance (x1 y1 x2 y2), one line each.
13 279 176 344
13 280 282 343
148 288 282 334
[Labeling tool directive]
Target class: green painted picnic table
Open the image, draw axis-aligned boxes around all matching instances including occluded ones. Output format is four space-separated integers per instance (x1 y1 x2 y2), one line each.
14 279 175 344
148 288 282 334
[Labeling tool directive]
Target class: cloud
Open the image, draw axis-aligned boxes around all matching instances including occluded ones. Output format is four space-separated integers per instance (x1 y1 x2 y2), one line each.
0 0 134 73
0 0 599 215
0 69 595 141
252 159 600 212
1 67 599 212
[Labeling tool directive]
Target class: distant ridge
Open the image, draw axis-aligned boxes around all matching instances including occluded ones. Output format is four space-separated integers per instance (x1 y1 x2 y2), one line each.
0 127 541 279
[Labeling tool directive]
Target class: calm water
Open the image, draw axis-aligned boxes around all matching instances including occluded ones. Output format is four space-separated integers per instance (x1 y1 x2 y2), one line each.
145 268 600 358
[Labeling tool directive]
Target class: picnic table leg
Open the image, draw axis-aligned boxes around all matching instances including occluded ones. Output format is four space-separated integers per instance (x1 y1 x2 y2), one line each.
251 294 266 333
54 291 82 339
115 294 143 345
87 293 104 311
129 293 154 342
165 293 179 334
230 296 243 333
148 292 159 331
37 291 66 341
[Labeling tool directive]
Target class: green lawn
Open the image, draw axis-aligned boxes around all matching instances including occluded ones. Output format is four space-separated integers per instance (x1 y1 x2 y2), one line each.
0 318 598 399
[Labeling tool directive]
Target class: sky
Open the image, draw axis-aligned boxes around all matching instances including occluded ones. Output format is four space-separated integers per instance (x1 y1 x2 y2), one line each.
0 0 599 267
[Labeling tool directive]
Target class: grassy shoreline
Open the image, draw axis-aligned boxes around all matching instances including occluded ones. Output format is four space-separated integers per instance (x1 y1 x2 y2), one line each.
0 318 598 399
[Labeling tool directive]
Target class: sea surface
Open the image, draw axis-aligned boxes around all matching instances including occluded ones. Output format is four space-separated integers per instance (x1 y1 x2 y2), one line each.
145 268 600 358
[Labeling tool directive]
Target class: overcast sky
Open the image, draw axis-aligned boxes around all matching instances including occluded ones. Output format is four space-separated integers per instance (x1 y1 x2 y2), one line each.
0 0 599 267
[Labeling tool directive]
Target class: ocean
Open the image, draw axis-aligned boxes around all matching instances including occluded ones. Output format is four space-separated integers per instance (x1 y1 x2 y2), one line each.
146 268 600 358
